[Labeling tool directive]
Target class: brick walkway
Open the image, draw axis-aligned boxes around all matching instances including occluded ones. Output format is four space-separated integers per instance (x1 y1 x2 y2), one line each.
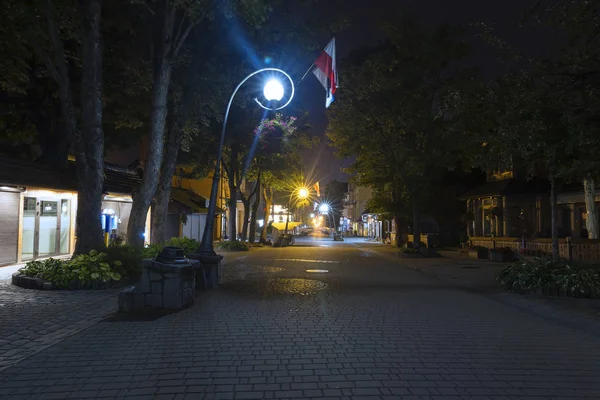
1 238 600 399
0 279 118 372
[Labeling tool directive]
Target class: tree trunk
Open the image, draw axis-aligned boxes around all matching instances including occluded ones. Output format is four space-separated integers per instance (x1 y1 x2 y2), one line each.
42 0 105 253
228 179 237 241
260 187 273 242
412 194 421 249
248 179 261 244
127 2 174 247
550 175 559 260
226 146 239 241
583 177 598 239
150 121 182 244
240 197 250 241
75 0 105 254
394 214 405 247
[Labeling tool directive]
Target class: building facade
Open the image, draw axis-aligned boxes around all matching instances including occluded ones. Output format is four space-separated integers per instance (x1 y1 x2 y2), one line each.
0 157 149 266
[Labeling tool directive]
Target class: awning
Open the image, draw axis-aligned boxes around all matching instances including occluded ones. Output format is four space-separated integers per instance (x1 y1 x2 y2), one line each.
170 187 225 214
271 222 302 231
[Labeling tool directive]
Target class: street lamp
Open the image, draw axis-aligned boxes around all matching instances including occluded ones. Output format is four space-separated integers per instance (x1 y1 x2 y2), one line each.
298 187 309 199
319 203 330 214
192 68 295 288
263 79 285 102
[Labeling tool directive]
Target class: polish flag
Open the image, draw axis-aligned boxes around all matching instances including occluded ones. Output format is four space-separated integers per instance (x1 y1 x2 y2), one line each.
312 38 337 108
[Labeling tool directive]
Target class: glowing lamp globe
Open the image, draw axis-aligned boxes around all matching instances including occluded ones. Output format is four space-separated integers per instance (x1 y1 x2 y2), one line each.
319 203 330 213
298 188 309 199
263 79 284 101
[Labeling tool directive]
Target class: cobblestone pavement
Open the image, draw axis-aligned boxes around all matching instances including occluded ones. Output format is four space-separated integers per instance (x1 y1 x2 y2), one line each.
0 278 118 372
1 236 600 399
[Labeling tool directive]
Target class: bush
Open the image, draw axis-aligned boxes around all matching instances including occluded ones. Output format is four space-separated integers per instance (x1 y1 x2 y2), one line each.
403 247 420 254
19 258 69 287
141 237 200 259
164 236 199 254
497 257 600 298
216 240 251 252
18 250 124 289
68 250 122 284
104 244 142 280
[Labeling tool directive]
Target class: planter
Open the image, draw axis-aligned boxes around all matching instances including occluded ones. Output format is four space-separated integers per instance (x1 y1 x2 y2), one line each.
400 252 421 258
490 251 513 262
468 249 488 259
12 272 130 291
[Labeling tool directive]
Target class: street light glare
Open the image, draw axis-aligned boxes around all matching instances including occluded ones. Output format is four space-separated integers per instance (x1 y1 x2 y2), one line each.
298 187 309 199
263 79 284 101
319 203 330 213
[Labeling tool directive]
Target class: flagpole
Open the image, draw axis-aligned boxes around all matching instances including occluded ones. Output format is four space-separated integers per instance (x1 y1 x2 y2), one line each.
296 61 315 86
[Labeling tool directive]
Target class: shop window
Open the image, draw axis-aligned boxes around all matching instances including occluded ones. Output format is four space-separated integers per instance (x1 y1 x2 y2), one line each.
41 201 58 216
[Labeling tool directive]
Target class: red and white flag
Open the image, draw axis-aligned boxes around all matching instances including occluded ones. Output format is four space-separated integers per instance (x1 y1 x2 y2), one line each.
312 37 337 108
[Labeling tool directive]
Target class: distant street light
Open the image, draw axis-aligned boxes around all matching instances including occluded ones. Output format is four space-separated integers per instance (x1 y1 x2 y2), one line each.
319 203 330 214
284 187 311 235
298 187 309 199
193 68 295 287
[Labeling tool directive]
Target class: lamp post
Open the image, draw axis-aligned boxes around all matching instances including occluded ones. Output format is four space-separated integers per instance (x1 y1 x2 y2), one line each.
191 68 295 288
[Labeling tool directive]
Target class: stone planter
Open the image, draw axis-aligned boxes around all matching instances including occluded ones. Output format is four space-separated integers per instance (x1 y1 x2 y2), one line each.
12 273 53 290
469 248 489 259
12 272 133 291
490 251 513 263
119 246 199 312
400 252 421 258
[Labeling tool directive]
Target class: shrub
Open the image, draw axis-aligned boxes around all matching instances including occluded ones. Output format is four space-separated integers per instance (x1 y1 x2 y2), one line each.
164 236 199 254
497 257 600 298
68 250 122 284
104 244 142 280
497 257 555 293
403 247 420 254
142 243 164 259
554 263 600 298
216 240 251 252
19 258 69 287
141 237 200 259
18 250 124 289
108 234 126 247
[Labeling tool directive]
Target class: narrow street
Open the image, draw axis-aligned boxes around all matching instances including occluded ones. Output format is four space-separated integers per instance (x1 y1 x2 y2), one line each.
1 236 600 399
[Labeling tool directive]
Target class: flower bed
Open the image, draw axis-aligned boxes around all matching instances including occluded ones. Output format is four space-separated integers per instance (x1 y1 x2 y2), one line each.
497 257 600 298
216 240 251 252
13 249 140 291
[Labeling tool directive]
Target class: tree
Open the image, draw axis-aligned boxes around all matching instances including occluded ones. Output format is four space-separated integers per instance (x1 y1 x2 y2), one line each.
27 0 107 253
126 0 198 247
327 17 473 247
135 0 276 246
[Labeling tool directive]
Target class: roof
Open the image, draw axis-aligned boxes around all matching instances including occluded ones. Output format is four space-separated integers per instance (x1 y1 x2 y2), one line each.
0 156 78 191
460 178 549 200
0 157 227 214
0 156 141 195
170 187 225 214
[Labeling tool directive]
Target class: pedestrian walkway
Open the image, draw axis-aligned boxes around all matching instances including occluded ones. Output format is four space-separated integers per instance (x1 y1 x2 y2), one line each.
1 240 600 399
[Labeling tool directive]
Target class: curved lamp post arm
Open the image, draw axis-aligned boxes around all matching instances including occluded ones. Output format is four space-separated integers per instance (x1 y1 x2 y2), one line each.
199 68 295 253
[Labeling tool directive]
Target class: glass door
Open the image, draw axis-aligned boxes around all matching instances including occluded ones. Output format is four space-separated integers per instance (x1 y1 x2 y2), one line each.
59 199 71 254
38 200 59 257
21 197 37 261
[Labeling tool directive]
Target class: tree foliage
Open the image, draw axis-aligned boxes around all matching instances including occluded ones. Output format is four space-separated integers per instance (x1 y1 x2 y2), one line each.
327 16 474 246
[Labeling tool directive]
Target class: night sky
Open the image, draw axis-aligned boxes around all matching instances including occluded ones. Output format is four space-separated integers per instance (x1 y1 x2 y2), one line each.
298 0 554 185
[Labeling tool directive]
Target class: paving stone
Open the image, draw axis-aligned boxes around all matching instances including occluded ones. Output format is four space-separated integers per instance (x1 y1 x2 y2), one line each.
1 241 600 399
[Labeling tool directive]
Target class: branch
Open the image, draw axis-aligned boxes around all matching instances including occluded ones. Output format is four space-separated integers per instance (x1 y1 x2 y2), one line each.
520 0 541 25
